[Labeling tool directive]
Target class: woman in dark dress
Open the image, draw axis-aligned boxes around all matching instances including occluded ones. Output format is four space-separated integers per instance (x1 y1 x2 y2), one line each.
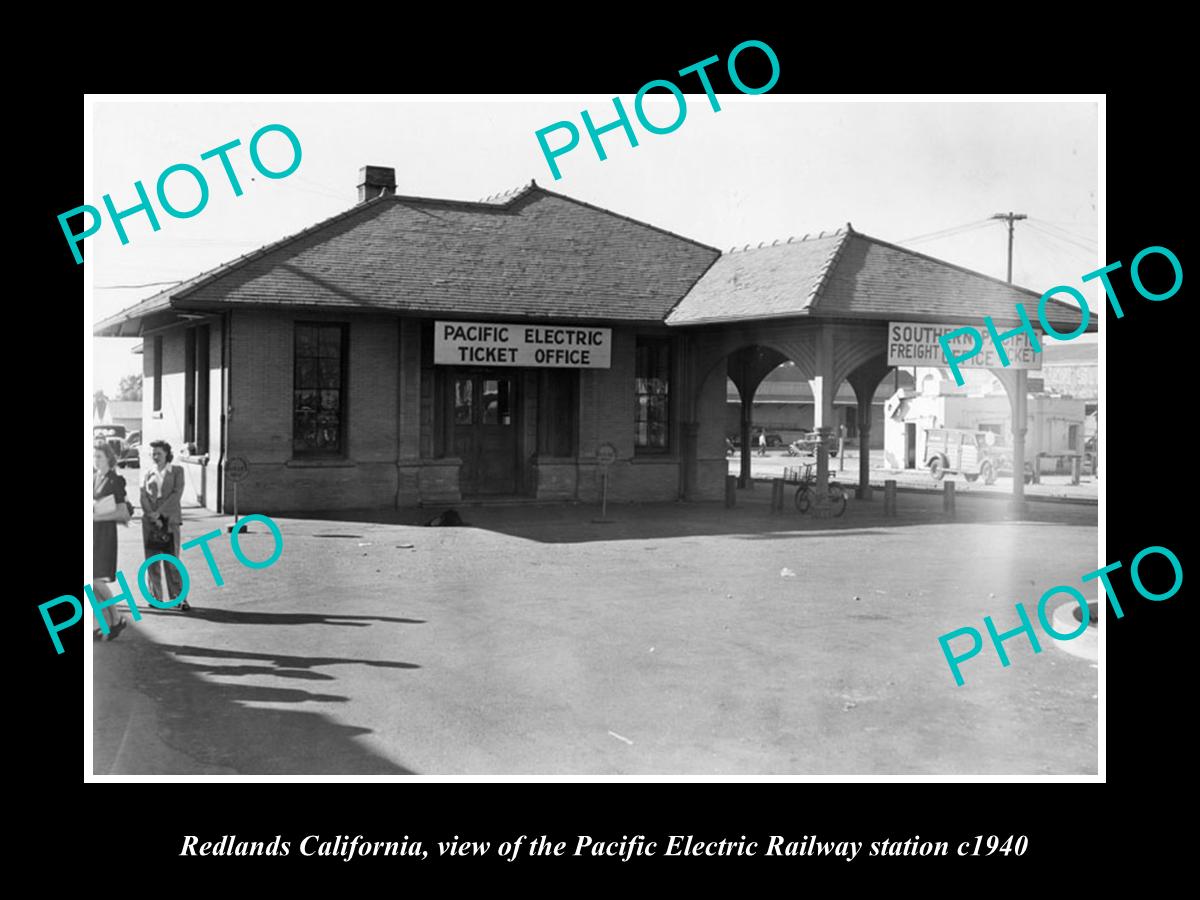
93 441 129 640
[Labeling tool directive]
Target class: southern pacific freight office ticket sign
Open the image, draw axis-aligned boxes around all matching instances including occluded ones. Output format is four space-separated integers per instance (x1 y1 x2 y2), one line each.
886 321 1041 370
434 321 612 368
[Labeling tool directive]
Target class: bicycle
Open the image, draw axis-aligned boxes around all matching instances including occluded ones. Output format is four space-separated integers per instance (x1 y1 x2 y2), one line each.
783 462 847 518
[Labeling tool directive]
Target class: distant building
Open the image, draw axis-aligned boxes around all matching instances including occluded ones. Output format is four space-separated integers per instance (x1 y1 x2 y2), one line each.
1040 338 1097 414
883 367 1087 474
726 364 913 448
93 399 142 437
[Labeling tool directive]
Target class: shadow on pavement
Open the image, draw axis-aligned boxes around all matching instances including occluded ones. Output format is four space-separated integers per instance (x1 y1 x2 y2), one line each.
135 608 426 627
95 636 416 775
277 492 1096 544
162 643 422 671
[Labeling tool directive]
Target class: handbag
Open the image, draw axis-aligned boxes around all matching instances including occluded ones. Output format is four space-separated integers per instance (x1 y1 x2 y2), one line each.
146 516 175 553
93 494 132 524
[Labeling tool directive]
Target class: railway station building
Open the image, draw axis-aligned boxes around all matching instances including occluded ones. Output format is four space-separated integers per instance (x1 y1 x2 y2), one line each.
95 166 1095 513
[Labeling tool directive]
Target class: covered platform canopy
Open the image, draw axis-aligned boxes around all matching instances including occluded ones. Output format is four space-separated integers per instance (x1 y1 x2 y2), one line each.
665 224 1097 503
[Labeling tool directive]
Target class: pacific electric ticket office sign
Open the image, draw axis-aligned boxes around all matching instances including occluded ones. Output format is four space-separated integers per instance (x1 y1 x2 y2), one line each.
887 321 1041 370
434 321 612 368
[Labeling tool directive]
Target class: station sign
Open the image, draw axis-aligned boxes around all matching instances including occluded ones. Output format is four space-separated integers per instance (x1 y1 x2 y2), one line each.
886 322 1041 370
434 321 612 369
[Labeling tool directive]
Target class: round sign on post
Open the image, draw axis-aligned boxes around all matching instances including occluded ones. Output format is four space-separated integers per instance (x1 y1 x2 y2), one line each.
592 443 617 523
226 457 250 482
225 457 250 532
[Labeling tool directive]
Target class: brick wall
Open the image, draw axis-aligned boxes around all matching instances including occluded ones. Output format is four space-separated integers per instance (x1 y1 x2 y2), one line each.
227 310 400 512
146 313 716 510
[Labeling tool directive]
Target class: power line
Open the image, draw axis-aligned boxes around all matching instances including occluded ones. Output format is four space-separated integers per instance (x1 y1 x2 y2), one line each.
1028 217 1097 247
96 279 184 290
1037 217 1100 230
896 218 997 245
1025 221 1098 257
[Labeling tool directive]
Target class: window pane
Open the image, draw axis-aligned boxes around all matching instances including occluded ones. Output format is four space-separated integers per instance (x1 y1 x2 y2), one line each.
296 357 317 389
294 323 346 454
635 339 670 450
296 326 315 356
455 379 473 424
482 379 511 425
318 356 340 388
479 378 512 426
294 409 317 451
318 327 341 358
295 390 318 412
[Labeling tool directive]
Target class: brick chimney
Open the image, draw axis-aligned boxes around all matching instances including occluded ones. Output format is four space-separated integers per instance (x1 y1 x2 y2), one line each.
357 166 396 202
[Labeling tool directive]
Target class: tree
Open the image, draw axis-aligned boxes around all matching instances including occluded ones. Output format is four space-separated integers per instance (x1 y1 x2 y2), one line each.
117 373 143 401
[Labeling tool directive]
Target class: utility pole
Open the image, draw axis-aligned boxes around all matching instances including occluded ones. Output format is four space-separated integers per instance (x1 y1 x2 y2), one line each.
991 211 1028 504
990 212 1027 283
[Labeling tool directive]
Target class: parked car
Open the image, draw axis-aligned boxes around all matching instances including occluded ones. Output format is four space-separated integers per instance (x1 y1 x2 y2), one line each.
788 432 838 458
925 428 1002 484
92 424 127 458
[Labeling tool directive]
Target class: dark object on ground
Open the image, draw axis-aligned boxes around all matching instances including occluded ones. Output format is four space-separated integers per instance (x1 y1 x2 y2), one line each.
426 509 467 527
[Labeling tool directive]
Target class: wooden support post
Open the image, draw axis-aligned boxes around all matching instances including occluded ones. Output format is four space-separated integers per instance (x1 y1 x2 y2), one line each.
884 479 897 516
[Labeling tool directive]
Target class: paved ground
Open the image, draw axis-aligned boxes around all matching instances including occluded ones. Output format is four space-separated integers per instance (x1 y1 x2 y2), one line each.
93 491 1098 775
729 450 1099 501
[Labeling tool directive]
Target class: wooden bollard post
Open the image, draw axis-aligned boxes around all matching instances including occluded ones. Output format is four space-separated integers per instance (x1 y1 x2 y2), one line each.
944 479 956 516
883 479 897 516
725 474 737 508
1071 456 1081 485
771 477 784 512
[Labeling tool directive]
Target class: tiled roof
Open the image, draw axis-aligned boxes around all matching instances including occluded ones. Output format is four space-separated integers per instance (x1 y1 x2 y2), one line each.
666 227 1096 333
94 189 1096 340
665 229 849 325
94 185 720 336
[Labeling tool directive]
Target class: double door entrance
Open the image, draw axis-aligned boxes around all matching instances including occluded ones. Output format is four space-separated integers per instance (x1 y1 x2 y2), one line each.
452 371 519 495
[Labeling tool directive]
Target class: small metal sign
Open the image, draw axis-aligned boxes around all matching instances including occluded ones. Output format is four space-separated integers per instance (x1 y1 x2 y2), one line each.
225 457 250 532
592 444 617 523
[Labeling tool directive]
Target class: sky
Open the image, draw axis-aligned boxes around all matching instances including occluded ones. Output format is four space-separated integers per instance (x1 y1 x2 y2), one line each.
89 97 1099 396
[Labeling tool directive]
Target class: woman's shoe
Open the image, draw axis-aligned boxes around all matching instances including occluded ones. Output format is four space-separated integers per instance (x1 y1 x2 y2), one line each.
93 628 103 641
106 619 127 641
179 601 192 613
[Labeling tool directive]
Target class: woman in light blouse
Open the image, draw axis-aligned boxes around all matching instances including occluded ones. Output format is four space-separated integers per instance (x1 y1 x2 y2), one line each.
140 440 191 612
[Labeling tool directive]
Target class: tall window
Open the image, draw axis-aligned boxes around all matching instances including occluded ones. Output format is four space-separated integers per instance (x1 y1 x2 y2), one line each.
195 325 210 452
152 335 163 412
294 323 348 455
635 338 671 451
184 328 196 444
